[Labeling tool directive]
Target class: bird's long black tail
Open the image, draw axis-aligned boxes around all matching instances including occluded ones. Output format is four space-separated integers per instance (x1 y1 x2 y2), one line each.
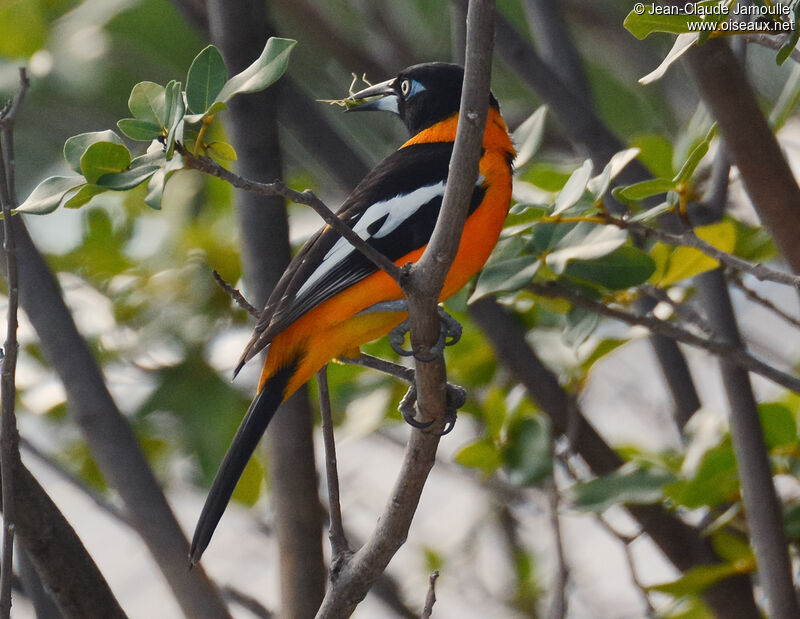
190 359 297 564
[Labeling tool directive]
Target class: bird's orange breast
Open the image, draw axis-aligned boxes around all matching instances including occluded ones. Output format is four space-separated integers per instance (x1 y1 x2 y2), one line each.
260 108 515 397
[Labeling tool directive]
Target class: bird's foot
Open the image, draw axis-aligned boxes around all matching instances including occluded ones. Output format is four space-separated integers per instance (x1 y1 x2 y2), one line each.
389 307 463 361
397 382 466 435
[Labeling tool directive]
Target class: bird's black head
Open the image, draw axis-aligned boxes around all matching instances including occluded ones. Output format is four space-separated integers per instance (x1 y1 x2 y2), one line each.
346 63 489 136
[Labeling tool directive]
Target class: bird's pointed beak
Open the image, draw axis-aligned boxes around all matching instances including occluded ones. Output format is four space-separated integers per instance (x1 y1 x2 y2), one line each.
345 78 399 114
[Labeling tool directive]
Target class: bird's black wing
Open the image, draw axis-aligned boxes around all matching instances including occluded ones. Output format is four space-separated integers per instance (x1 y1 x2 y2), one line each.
236 141 487 370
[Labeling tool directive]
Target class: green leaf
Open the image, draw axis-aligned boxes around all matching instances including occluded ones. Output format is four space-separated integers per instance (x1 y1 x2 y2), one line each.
674 136 711 183
164 81 186 158
63 184 107 209
80 142 132 184
145 169 165 210
614 177 675 203
64 131 125 174
469 256 540 302
512 106 548 169
96 165 161 190
624 7 695 39
587 148 640 200
454 438 502 476
564 245 656 289
648 562 750 597
117 118 163 141
186 45 228 114
784 503 800 540
128 81 168 128
216 37 296 102
552 159 593 215
759 403 797 451
711 530 754 564
580 338 626 373
567 466 675 512
545 223 628 274
502 416 551 486
664 443 738 509
650 220 736 286
777 29 799 65
563 307 599 348
206 141 238 162
17 176 85 214
640 33 699 85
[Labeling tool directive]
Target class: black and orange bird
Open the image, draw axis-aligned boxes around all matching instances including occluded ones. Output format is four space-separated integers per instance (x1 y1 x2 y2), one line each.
190 62 515 563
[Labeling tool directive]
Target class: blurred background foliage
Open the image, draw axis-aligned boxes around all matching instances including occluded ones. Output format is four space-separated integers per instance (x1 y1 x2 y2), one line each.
2 0 800 616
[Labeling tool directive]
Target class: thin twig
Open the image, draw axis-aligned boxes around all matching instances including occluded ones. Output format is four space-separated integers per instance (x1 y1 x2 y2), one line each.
420 571 439 619
220 587 273 619
19 437 131 527
642 284 713 335
558 454 657 617
180 147 405 283
317 366 348 559
211 269 260 318
546 454 568 619
0 67 29 619
619 219 800 290
743 33 800 64
340 353 415 383
528 281 800 394
726 270 800 330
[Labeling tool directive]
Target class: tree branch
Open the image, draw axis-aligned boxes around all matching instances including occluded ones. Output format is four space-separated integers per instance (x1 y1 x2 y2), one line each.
206 4 326 616
315 2 496 616
0 67 28 619
527 281 800 394
181 149 404 283
317 366 348 559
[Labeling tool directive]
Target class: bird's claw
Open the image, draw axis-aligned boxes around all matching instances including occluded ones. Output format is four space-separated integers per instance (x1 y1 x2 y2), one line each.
388 308 462 360
397 382 465 434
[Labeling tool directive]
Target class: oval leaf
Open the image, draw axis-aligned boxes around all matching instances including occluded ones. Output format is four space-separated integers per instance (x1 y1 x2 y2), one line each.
64 130 124 174
545 223 628 274
63 184 107 209
568 466 675 513
96 165 161 190
128 81 168 128
216 37 296 102
502 416 552 486
80 142 132 184
552 159 593 215
565 245 656 290
614 177 675 203
469 256 540 302
455 439 502 476
17 176 85 214
587 147 640 200
117 118 162 141
186 45 228 114
512 105 548 169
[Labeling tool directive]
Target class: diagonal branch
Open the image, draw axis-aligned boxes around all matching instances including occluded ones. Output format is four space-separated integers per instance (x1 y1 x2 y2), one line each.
181 148 404 282
527 281 800 394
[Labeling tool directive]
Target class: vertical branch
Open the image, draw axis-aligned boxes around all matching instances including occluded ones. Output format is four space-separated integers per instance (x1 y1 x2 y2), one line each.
317 366 348 558
206 2 325 616
0 68 28 619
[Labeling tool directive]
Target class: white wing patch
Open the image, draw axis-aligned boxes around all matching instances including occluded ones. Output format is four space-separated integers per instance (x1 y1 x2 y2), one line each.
295 181 446 298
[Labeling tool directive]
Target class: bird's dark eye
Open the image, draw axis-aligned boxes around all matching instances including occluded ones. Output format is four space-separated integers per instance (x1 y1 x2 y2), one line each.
400 79 411 96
